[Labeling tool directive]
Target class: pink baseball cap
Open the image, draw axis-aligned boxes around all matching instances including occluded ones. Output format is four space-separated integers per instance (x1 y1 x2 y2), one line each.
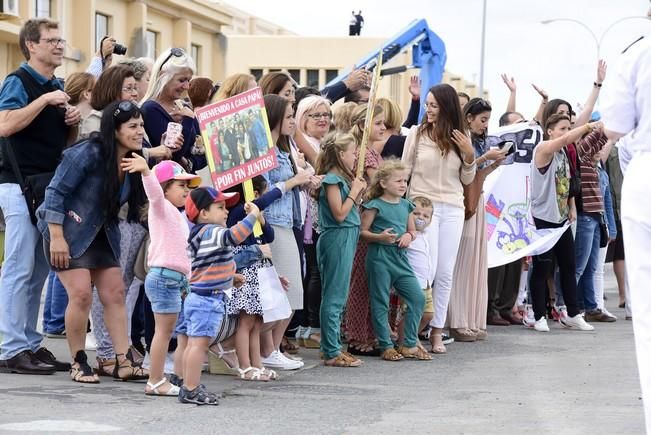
152 160 201 188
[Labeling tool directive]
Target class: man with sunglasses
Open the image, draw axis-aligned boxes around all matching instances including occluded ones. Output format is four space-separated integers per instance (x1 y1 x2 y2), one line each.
0 18 79 375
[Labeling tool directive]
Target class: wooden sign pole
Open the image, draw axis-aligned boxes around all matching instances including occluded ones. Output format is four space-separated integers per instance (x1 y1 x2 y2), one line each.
356 53 384 178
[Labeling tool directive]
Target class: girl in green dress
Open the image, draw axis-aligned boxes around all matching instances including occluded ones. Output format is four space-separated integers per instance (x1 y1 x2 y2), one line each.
315 133 367 367
361 159 431 361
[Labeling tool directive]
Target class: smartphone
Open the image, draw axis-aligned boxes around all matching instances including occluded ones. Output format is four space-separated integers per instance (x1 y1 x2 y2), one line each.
498 140 515 156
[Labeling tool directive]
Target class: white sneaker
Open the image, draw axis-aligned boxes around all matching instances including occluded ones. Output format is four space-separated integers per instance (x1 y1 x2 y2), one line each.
261 350 303 370
560 314 595 331
523 304 536 328
142 352 151 370
141 351 175 372
534 317 550 332
278 351 304 368
85 333 97 351
164 351 175 374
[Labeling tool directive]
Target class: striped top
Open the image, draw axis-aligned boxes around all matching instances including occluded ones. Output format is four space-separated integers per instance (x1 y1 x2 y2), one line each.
576 130 607 214
187 214 257 294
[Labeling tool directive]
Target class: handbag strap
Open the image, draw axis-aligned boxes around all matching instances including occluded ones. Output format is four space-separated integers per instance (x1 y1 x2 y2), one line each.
2 138 26 189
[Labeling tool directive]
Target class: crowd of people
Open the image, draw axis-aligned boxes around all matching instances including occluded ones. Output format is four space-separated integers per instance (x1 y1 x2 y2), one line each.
0 17 632 406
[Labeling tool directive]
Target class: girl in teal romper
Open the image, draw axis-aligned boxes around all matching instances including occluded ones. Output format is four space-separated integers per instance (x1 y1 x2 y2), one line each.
361 159 431 361
315 133 367 367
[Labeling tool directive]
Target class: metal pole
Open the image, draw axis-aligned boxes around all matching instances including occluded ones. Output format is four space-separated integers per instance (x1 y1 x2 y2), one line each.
478 0 487 97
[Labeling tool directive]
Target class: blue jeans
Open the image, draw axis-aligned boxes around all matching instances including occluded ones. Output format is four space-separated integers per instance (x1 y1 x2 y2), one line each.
43 271 68 334
575 213 601 311
0 183 50 360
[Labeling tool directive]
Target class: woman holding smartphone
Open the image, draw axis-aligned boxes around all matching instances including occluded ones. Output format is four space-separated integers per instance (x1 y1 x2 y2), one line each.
140 48 197 170
447 98 507 343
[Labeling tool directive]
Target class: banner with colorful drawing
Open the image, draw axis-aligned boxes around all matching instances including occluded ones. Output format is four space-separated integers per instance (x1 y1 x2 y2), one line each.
483 122 570 268
195 87 277 190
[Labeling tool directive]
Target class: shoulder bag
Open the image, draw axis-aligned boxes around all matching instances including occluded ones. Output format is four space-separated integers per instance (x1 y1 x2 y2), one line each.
2 137 54 225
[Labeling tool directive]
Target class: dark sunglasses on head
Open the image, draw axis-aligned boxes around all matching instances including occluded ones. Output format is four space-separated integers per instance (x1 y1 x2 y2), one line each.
160 48 185 71
113 100 139 118
471 99 492 111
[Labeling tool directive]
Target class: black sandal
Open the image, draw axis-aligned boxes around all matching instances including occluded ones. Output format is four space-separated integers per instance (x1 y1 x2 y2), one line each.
70 350 100 384
112 353 149 382
347 344 382 357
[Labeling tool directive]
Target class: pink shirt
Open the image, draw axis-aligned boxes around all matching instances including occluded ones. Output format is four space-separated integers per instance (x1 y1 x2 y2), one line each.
142 172 191 276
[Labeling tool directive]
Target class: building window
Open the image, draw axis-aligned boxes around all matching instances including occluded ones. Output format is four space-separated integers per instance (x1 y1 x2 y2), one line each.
145 30 158 59
95 13 109 52
287 69 300 84
306 69 319 87
249 69 263 81
325 69 338 85
191 44 200 73
35 0 51 17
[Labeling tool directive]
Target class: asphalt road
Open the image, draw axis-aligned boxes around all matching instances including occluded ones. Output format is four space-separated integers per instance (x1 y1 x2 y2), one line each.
0 272 643 434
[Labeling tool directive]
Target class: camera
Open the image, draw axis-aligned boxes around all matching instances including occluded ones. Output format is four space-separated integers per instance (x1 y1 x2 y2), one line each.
113 43 127 56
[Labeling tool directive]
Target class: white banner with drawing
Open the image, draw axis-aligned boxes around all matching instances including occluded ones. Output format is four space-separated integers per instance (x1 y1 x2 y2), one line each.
482 122 570 268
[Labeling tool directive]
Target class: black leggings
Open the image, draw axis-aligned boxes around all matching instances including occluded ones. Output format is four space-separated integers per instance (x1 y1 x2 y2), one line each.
302 233 322 329
530 218 579 320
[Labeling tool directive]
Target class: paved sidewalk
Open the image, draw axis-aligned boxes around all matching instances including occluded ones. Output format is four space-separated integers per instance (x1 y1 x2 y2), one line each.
0 274 643 434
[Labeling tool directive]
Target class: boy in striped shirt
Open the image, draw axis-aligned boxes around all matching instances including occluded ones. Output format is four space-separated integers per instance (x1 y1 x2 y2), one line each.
179 187 260 405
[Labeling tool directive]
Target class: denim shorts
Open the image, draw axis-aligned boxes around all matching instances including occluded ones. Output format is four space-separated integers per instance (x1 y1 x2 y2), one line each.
184 292 225 338
144 267 186 314
175 299 187 336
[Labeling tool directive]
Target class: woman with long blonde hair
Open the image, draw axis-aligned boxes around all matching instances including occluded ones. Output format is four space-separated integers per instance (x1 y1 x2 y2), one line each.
140 48 197 168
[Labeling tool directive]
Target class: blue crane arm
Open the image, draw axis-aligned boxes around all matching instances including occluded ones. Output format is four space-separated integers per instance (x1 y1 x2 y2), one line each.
324 19 447 117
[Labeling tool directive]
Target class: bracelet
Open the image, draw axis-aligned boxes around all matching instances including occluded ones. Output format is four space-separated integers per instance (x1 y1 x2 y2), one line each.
407 231 416 241
593 81 602 88
584 123 593 134
346 195 356 204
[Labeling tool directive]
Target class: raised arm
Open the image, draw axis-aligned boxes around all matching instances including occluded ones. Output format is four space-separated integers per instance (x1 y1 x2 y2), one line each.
501 74 517 113
575 60 607 127
531 83 549 124
534 122 599 168
402 76 421 128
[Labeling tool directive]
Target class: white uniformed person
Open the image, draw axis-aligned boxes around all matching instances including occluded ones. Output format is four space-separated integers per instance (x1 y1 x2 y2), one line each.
600 12 651 431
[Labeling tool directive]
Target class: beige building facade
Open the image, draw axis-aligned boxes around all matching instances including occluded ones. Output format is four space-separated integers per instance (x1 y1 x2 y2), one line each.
0 0 486 110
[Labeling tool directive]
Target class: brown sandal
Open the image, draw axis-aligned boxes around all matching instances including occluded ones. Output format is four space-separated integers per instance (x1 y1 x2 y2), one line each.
281 337 300 354
324 353 362 367
95 357 116 376
397 346 432 361
113 353 149 381
381 348 404 362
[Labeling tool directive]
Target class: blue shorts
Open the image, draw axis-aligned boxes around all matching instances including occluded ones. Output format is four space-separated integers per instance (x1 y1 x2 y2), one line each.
184 292 225 338
144 267 186 314
175 300 187 336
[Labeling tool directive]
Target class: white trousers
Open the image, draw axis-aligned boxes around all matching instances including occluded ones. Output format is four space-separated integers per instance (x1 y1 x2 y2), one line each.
426 202 465 328
594 247 608 311
621 153 651 433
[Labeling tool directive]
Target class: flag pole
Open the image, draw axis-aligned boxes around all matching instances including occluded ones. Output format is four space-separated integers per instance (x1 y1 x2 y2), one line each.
356 53 384 178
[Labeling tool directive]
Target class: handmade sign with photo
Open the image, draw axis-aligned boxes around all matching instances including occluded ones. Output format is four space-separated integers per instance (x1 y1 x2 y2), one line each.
196 87 277 190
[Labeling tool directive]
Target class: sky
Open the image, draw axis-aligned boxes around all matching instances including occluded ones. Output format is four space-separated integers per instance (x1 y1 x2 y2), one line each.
223 0 651 127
